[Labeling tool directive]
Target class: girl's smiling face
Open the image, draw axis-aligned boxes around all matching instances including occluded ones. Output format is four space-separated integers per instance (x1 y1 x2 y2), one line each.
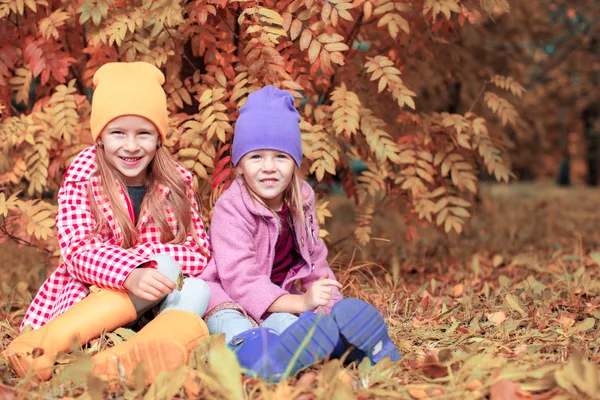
236 149 296 211
99 115 160 186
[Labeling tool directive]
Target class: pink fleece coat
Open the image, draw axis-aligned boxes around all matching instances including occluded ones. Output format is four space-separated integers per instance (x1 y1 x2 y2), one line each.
201 178 342 323
22 145 210 330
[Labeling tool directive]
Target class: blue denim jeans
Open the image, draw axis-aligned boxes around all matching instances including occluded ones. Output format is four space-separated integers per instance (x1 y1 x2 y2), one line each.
206 309 299 345
127 254 211 320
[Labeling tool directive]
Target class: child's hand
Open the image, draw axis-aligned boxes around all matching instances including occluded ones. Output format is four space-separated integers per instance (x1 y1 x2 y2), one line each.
302 274 342 311
124 268 176 301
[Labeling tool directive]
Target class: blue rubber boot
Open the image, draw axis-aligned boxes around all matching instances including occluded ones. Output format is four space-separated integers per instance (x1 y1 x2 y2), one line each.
330 336 366 364
331 298 401 364
229 313 339 382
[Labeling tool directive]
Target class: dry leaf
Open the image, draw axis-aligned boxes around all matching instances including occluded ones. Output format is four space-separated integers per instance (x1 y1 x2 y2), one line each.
408 388 428 399
488 311 507 326
467 380 483 391
421 352 448 379
452 283 464 297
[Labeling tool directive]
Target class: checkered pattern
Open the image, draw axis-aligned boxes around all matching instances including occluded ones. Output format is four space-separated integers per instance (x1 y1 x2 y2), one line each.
21 145 210 331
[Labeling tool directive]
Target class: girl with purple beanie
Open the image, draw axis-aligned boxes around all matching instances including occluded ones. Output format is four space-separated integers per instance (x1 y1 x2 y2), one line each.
201 86 400 382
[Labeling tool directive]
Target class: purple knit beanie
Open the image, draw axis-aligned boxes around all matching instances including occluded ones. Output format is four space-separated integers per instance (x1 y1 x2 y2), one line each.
232 86 302 166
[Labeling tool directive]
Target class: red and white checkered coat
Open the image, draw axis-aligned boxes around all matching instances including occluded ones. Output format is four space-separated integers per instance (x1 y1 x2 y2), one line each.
21 145 210 331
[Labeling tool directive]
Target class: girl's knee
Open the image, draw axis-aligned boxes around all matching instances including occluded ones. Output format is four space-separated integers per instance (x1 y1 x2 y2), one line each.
262 312 298 333
160 277 210 316
180 278 210 299
151 254 182 282
206 309 252 341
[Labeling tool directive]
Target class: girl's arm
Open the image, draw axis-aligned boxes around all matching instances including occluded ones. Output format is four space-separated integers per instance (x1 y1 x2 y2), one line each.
268 275 342 313
58 181 150 289
129 185 210 277
209 195 289 322
300 203 343 314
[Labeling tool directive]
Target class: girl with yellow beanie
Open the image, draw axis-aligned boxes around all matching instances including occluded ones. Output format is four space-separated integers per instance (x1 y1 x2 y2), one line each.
2 62 212 384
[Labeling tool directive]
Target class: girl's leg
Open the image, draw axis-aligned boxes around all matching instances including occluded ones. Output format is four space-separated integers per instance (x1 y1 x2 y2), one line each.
2 287 137 381
231 312 339 382
92 257 212 384
127 253 182 318
331 298 401 364
206 309 253 345
159 277 210 316
261 312 298 334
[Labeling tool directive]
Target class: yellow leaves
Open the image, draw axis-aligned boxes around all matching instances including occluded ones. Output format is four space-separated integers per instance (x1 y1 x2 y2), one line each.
480 0 510 14
239 7 287 44
490 75 525 98
438 152 477 193
301 120 339 182
412 179 471 234
487 311 506 326
555 350 600 398
195 88 232 142
308 39 321 63
243 37 291 83
16 199 57 241
9 67 33 106
315 199 332 226
484 91 518 127
423 0 461 20
315 200 332 238
299 29 312 50
39 8 71 40
360 108 403 164
374 0 412 39
317 33 344 43
177 87 231 181
78 0 111 26
297 28 348 68
290 18 303 40
354 199 375 245
0 191 20 218
331 83 361 138
165 76 193 109
47 79 80 145
357 167 386 200
504 293 526 316
177 145 214 180
2 0 46 16
473 126 511 183
328 0 354 25
441 113 471 149
365 55 416 109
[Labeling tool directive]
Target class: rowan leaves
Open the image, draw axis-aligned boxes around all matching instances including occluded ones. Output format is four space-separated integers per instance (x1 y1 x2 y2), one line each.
374 0 412 39
9 67 33 106
39 8 71 40
330 83 360 138
0 0 523 253
484 92 518 127
365 56 416 109
301 119 339 182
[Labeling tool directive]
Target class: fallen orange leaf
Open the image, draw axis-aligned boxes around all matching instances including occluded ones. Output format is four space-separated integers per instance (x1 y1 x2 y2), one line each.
421 352 448 379
487 311 507 326
452 284 464 297
467 380 483 391
408 388 428 399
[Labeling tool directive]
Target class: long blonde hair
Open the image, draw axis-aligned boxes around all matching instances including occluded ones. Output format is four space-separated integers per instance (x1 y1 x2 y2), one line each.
89 145 202 250
241 167 305 233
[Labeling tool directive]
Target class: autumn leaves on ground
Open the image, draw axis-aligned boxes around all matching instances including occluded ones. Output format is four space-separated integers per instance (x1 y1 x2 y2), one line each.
0 182 598 399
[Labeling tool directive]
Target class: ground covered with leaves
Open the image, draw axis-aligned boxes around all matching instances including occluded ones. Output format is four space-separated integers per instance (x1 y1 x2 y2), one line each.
1 182 600 399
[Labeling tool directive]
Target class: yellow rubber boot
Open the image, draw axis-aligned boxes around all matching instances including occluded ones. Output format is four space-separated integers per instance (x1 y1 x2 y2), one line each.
92 309 208 383
2 288 137 381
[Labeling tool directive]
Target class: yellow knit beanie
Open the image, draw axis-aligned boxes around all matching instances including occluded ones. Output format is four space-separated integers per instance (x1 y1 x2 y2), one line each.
90 62 168 142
